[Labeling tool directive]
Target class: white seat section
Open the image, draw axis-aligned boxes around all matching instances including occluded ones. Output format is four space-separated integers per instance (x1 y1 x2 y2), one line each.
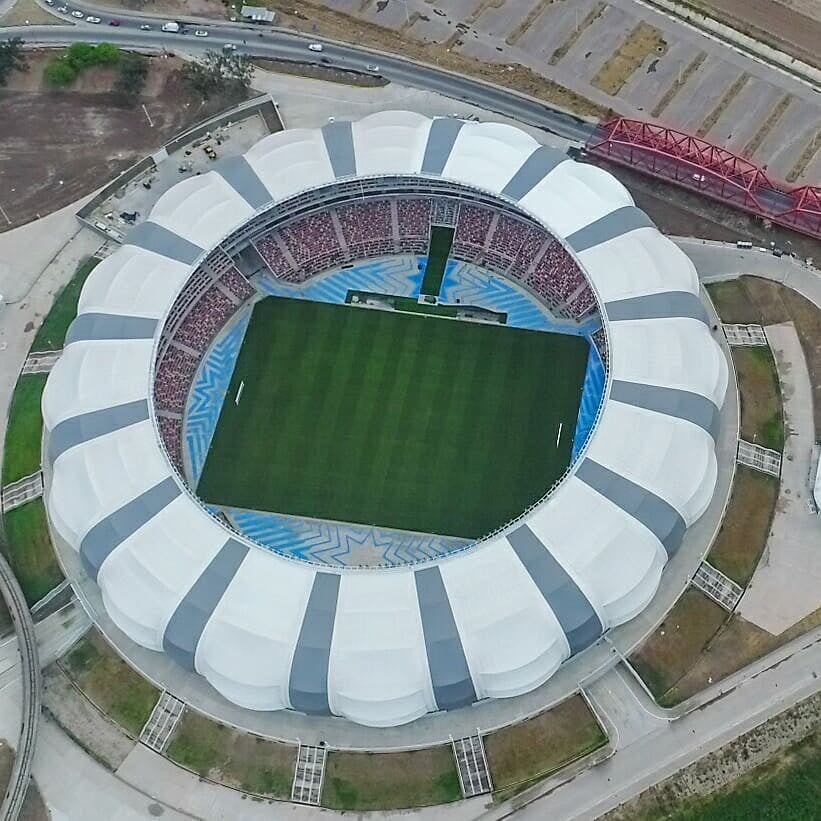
78 246 190 320
327 570 436 727
148 173 255 250
41 341 152 431
439 539 569 700
97 495 227 650
442 121 540 194
351 110 432 177
586 401 718 525
579 228 700 302
195 549 315 712
528 478 667 626
245 128 336 202
47 421 170 548
518 161 634 238
609 319 729 406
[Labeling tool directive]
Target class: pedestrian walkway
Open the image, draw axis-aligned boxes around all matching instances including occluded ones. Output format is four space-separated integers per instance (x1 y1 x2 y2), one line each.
291 743 326 805
692 562 744 610
140 692 185 754
21 350 61 375
737 440 782 476
452 733 492 797
1 471 44 512
723 324 767 346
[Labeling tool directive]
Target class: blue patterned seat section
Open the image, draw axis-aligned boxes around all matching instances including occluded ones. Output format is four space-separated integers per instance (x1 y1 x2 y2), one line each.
572 342 606 462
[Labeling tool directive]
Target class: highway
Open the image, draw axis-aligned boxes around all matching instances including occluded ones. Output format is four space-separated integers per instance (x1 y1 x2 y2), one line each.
0 552 41 821
5 7 596 143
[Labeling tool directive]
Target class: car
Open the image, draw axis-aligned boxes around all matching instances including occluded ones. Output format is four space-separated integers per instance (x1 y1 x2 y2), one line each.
366 63 379 72
57 6 68 12
140 23 151 30
194 29 208 37
222 42 237 51
308 43 323 52
71 10 83 17
109 19 121 26
86 15 101 22
44 0 54 5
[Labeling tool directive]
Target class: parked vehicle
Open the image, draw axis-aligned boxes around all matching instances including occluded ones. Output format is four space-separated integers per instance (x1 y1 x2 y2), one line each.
85 16 101 23
71 10 84 17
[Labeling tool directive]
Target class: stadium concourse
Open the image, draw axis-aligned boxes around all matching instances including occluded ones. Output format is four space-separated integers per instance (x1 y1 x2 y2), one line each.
41 112 727 730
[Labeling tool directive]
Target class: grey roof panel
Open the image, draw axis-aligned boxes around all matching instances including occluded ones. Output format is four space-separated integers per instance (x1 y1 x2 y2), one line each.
421 118 465 176
322 120 357 178
414 566 476 711
214 155 273 211
576 458 686 557
163 537 249 671
65 313 158 345
127 220 204 265
507 524 602 655
48 398 149 465
501 145 567 201
80 476 180 581
605 291 709 325
566 206 655 253
289 572 340 715
610 380 720 440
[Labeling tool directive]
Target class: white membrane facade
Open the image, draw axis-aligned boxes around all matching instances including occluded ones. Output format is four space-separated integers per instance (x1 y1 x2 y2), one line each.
43 112 728 728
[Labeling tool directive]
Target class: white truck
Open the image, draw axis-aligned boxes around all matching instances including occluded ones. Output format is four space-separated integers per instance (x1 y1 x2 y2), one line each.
161 21 180 32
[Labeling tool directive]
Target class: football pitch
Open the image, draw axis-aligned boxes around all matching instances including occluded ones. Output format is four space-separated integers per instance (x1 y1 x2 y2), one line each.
197 297 589 539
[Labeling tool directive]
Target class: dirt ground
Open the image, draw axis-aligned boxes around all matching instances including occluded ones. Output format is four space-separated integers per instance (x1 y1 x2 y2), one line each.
685 0 821 68
0 0 70 26
0 739 50 820
253 57 389 87
79 0 225 19
0 51 244 232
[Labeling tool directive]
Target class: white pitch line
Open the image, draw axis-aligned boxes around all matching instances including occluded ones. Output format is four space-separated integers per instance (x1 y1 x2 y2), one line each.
0 202 11 226
235 380 245 405
556 422 563 447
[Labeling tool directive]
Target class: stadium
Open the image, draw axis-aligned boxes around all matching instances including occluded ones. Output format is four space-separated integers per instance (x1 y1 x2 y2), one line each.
41 111 727 729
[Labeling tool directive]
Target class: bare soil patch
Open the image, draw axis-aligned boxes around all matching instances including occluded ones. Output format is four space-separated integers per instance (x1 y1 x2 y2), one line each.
0 0 70 26
485 694 607 800
679 0 821 68
166 709 294 798
78 0 225 19
0 51 245 231
591 22 668 97
630 588 728 705
253 57 388 86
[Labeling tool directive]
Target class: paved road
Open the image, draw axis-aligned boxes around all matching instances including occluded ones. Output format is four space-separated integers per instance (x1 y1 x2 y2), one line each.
4 9 595 143
0 553 40 821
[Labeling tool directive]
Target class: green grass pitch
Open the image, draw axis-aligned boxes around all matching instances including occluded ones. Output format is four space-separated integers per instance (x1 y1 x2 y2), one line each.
197 297 589 539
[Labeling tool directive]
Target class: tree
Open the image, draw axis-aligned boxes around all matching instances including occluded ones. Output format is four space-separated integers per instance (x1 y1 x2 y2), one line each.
115 52 148 102
0 37 28 87
65 41 120 70
182 50 253 101
44 59 77 88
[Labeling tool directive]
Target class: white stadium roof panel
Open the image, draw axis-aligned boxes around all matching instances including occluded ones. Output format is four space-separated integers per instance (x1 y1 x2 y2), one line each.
439 539 569 700
195 549 315 712
328 571 436 727
78 246 190 320
42 111 728 728
245 127 336 201
528 479 666 626
351 110 432 177
97 494 227 650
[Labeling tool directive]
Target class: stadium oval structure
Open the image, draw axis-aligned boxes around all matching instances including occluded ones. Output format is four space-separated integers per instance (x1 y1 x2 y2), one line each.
43 111 727 728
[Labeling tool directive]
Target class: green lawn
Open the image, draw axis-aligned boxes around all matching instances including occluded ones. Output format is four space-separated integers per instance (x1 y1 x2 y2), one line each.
420 226 453 296
30 257 99 352
2 499 64 606
322 746 461 810
62 629 159 737
198 297 588 538
660 725 821 821
2 374 47 486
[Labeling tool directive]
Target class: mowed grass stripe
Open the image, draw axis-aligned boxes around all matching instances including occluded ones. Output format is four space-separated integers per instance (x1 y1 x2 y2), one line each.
199 298 588 538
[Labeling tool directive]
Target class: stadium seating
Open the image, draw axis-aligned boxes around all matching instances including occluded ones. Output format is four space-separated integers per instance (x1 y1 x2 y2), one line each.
157 415 184 473
154 346 199 413
337 200 394 258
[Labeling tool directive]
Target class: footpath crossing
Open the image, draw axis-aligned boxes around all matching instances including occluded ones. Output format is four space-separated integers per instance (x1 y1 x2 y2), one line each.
722 324 767 346
21 349 62 375
692 562 744 611
737 440 782 476
452 732 493 797
291 743 326 805
140 692 185 753
1 471 44 512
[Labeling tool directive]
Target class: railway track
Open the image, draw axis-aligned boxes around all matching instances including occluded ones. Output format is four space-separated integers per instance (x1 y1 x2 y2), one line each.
0 552 41 821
